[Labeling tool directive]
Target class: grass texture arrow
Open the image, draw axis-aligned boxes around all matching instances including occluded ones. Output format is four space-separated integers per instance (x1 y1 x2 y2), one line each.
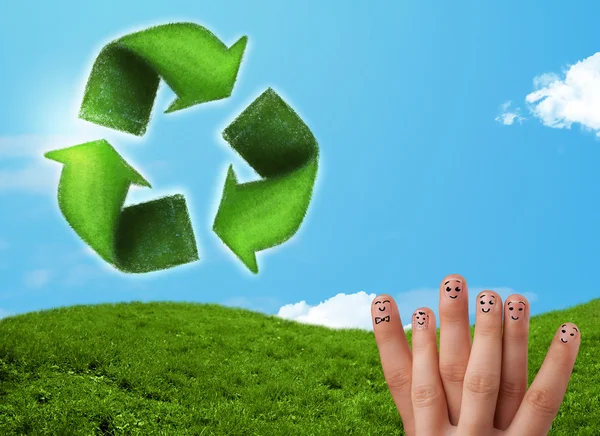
45 140 199 273
213 88 319 274
79 22 248 136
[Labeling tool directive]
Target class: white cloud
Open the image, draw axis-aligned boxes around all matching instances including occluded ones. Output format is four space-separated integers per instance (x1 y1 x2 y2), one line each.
525 53 600 135
277 287 539 331
23 269 53 288
501 52 600 137
495 101 526 126
277 291 375 330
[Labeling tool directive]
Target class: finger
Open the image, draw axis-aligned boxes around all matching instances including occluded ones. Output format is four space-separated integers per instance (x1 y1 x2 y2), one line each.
438 273 471 425
495 294 530 430
458 291 503 434
371 295 415 435
411 308 450 435
507 323 581 436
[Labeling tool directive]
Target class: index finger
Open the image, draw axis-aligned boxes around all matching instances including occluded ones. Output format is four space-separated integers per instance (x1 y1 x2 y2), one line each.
372 294 415 436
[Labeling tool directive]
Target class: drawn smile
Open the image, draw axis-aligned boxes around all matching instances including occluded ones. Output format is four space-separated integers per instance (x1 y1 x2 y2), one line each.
482 308 491 313
561 338 568 343
449 295 458 299
418 321 425 325
511 316 519 320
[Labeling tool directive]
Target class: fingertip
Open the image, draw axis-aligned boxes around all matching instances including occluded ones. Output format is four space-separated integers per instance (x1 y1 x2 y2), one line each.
412 307 435 331
476 290 502 315
505 293 529 305
440 273 466 287
505 294 529 323
372 294 393 304
557 322 581 346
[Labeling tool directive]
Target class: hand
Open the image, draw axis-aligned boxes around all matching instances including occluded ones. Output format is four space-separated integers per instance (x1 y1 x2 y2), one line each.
371 274 580 436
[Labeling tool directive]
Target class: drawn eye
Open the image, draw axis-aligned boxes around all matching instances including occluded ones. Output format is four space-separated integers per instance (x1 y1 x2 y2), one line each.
455 287 460 292
446 287 451 292
518 308 523 311
562 330 566 333
489 301 494 305
570 333 574 336
480 301 485 305
509 307 513 311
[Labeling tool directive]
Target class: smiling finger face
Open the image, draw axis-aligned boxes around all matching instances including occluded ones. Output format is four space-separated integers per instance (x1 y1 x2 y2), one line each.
412 309 430 330
372 296 392 324
559 323 579 343
479 293 497 313
444 278 463 300
506 298 527 320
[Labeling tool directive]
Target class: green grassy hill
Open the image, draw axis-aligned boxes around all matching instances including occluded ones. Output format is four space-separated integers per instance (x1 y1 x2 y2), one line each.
0 299 598 435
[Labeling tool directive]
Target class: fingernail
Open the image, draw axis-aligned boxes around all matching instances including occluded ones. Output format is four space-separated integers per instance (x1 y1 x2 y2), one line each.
558 322 579 344
443 276 463 300
478 292 498 314
413 308 429 330
506 298 527 321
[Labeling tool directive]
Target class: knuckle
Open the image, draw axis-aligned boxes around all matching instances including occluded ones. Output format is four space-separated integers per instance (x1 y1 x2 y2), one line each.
525 387 561 417
386 369 412 392
476 325 500 337
439 363 468 384
439 312 463 323
412 384 442 409
464 372 500 398
506 330 529 340
500 379 526 399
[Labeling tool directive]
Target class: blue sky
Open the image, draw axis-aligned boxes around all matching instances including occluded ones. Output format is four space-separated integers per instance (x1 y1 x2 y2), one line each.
2 0 600 330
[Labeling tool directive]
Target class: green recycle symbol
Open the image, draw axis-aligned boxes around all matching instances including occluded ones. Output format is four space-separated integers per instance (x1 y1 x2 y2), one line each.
45 22 319 274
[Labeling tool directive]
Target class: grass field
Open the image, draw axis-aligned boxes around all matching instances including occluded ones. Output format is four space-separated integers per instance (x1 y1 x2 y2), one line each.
0 298 598 435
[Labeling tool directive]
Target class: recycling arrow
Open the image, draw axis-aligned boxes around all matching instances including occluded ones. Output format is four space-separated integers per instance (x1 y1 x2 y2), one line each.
79 22 247 136
213 88 319 274
47 22 319 275
45 140 198 273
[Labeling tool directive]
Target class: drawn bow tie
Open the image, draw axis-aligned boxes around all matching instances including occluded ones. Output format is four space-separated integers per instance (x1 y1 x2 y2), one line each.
375 315 390 324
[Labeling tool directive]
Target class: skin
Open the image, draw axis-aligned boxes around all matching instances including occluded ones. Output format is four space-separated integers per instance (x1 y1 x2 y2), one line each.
371 275 580 436
438 274 471 425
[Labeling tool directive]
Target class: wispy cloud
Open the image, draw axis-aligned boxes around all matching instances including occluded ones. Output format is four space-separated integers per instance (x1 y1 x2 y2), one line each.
23 269 53 288
0 135 83 194
222 296 282 314
277 287 538 331
60 264 101 287
525 53 600 136
0 308 14 320
495 101 526 126
0 134 167 195
499 52 600 137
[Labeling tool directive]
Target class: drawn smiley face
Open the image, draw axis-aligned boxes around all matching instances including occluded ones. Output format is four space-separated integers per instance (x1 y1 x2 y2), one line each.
373 298 391 312
507 300 525 320
413 309 429 329
479 294 496 313
559 324 579 343
372 296 392 325
444 278 462 299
